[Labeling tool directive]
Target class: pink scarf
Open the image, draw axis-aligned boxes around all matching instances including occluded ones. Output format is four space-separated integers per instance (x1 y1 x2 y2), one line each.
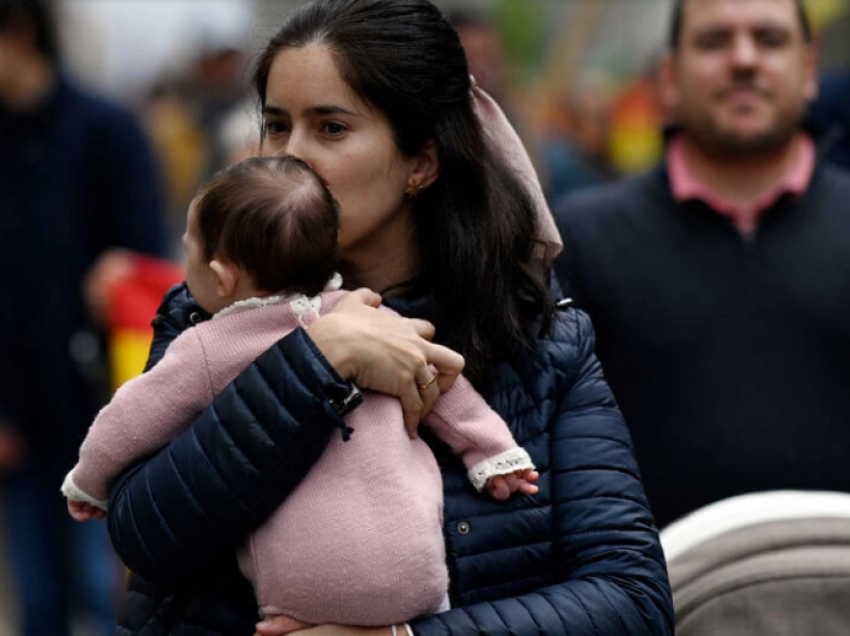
470 78 563 276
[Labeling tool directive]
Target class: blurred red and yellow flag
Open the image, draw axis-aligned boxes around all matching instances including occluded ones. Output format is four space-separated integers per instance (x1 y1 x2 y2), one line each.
106 254 184 390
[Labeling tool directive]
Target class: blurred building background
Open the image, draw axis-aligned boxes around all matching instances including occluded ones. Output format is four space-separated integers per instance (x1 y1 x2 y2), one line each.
2 0 850 634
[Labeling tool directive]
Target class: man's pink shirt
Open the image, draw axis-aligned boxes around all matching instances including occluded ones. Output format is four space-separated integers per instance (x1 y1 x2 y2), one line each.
667 135 815 236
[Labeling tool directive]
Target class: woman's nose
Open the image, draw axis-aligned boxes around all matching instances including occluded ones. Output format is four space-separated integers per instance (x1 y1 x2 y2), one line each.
282 129 308 162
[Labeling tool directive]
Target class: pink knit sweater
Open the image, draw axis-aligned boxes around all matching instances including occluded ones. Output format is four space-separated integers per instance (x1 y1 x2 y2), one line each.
63 290 533 625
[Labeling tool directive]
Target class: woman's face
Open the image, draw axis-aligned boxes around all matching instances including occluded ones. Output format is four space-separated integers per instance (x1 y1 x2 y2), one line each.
261 44 420 271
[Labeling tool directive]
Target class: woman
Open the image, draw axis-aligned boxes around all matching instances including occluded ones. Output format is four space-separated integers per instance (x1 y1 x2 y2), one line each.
107 1 673 635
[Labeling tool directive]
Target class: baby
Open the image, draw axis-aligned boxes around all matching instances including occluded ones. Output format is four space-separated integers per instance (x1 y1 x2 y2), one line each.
62 155 537 626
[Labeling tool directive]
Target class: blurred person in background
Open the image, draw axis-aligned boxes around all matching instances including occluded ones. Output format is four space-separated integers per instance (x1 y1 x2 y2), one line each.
542 82 619 205
448 10 509 107
554 0 850 529
143 13 255 257
807 69 850 169
0 1 167 635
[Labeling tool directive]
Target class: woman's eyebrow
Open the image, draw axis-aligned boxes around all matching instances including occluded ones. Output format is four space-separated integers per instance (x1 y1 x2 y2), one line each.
262 104 360 117
311 105 360 117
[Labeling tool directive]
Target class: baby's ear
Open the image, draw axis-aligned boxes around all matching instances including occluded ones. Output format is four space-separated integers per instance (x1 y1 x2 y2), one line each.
209 259 240 298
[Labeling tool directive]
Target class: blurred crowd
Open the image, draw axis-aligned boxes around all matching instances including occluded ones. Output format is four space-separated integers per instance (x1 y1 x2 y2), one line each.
47 0 850 256
3 0 850 634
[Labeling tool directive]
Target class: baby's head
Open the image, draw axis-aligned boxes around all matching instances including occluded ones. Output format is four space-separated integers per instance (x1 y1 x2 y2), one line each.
184 155 339 314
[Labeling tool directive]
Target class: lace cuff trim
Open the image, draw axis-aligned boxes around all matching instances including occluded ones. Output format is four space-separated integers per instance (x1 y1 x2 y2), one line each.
468 448 535 492
60 471 109 511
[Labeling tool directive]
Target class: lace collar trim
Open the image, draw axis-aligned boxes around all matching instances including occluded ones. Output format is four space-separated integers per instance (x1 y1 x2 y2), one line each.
212 273 342 328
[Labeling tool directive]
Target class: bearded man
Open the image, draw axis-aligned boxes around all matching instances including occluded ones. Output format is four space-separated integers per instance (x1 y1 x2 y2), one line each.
553 0 850 529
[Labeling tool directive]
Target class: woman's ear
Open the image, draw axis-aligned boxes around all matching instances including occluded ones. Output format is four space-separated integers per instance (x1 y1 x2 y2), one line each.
209 259 240 298
411 139 440 189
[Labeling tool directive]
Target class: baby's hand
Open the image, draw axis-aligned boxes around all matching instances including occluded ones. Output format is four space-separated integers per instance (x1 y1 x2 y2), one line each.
67 499 107 522
485 468 539 501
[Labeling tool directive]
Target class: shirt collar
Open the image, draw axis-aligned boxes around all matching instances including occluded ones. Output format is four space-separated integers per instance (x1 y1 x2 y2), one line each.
667 134 815 235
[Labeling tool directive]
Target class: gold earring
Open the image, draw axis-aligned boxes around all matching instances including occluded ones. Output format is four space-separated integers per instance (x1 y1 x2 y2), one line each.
405 181 423 198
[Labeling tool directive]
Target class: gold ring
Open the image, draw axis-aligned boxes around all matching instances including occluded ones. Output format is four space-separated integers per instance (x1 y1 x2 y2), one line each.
418 375 437 391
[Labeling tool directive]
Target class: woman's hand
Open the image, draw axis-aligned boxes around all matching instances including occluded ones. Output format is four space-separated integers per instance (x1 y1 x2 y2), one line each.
255 618 394 636
307 288 465 436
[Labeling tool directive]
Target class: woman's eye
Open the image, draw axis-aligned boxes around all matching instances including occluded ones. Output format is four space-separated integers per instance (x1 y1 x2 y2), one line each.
321 122 347 136
265 121 290 135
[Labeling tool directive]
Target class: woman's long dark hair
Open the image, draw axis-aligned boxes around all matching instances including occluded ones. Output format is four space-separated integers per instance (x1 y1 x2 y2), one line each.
254 0 555 385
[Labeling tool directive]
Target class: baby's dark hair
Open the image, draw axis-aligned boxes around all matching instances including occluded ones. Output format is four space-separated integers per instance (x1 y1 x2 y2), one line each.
193 156 340 297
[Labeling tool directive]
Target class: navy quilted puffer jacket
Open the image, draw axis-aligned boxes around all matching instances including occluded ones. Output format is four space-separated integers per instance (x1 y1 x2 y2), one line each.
109 283 673 636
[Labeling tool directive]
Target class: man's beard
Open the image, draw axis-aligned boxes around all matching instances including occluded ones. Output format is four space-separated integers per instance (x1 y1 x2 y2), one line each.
686 107 805 160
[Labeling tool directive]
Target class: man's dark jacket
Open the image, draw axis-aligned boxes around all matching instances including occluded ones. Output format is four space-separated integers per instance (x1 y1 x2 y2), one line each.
0 74 165 462
554 162 850 529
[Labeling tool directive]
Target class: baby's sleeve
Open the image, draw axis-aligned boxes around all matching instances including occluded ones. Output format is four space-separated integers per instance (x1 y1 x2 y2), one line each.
423 377 534 492
62 329 214 508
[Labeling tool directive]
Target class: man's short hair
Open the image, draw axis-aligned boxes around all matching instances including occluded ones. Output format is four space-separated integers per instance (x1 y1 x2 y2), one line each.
668 0 813 50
